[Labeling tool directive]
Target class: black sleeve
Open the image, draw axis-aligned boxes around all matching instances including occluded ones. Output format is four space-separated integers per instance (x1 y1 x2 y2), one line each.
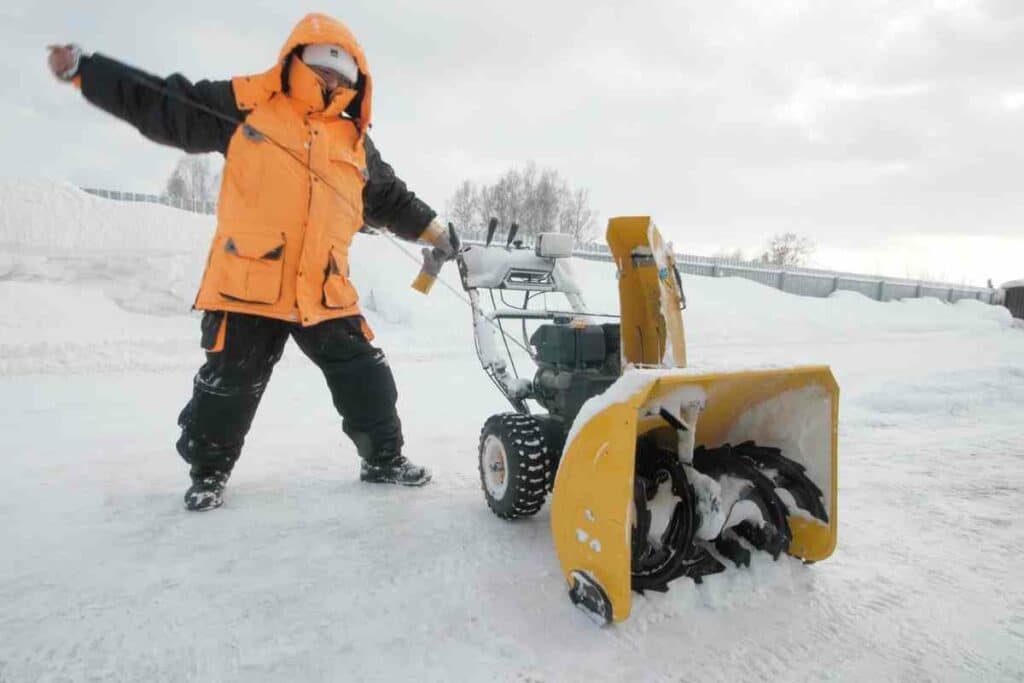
362 135 436 241
78 53 241 155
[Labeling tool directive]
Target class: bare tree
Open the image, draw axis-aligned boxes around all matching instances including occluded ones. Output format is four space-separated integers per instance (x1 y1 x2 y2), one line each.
711 247 747 263
760 232 815 266
445 162 598 242
445 180 477 233
559 187 596 242
491 168 524 230
532 168 566 234
165 155 218 204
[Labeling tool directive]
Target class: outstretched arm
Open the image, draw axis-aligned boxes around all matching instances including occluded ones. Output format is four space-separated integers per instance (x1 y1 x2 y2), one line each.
362 135 438 241
48 45 241 155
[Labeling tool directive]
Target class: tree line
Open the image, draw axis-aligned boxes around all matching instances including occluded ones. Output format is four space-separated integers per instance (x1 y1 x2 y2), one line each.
163 154 816 266
444 162 597 242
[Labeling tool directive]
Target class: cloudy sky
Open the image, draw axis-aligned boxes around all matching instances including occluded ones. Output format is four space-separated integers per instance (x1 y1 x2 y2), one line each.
3 0 1022 285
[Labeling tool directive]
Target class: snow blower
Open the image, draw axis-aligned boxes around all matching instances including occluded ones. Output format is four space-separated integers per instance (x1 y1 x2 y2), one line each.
422 216 838 625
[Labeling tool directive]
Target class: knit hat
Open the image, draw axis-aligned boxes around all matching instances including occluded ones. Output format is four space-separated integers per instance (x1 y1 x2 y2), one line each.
301 44 359 84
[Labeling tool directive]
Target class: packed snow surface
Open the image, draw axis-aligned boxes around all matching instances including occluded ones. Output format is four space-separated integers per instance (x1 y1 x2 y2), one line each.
1 181 1023 681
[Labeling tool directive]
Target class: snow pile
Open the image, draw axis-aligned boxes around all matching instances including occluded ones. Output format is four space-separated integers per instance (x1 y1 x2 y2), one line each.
0 180 1014 376
0 180 474 373
0 179 214 252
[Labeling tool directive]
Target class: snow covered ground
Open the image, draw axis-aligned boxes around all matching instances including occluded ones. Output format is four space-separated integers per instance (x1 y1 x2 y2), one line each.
1 181 1022 681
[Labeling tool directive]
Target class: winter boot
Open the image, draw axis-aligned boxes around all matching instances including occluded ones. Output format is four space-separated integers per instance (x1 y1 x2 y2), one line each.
184 469 231 511
360 455 432 486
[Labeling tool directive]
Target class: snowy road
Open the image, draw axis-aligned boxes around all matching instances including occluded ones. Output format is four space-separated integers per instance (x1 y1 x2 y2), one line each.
1 184 1022 681
2 328 1022 681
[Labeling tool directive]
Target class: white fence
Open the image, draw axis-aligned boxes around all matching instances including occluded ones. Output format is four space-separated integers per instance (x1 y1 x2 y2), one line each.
81 187 216 215
81 187 1000 305
460 228 999 305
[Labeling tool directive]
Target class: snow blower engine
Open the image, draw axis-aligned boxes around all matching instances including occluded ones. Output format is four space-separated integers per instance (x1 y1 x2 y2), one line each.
421 216 839 625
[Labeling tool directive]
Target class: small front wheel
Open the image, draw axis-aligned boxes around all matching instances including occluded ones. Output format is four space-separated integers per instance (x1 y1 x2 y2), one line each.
479 413 551 519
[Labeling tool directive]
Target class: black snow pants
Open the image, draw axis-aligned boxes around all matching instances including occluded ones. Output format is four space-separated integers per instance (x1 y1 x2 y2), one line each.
176 311 403 474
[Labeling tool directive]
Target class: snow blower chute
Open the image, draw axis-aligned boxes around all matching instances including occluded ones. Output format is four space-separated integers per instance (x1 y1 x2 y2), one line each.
424 216 838 625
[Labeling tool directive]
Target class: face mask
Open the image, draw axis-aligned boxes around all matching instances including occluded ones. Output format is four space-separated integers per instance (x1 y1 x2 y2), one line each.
328 86 357 111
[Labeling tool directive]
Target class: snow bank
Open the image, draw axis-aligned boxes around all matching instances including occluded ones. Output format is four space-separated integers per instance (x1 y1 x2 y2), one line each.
0 179 214 252
1 180 1016 371
0 181 475 372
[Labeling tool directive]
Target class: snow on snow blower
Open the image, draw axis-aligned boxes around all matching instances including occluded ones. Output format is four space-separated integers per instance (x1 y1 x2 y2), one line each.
428 216 838 625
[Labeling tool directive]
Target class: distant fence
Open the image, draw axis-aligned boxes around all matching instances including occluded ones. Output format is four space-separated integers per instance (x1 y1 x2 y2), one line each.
81 187 999 305
81 187 216 215
458 227 999 305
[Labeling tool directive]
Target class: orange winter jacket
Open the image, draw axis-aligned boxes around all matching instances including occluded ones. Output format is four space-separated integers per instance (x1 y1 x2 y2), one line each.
77 13 437 327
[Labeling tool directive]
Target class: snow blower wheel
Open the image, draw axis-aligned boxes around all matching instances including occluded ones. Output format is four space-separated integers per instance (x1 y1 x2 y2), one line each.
478 414 551 519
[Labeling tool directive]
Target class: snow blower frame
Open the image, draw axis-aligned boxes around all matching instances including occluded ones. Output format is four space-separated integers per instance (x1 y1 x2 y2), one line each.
454 218 615 518
452 216 839 625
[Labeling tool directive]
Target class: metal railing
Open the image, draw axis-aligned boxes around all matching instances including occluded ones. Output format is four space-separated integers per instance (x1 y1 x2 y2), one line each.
80 187 999 305
81 187 217 215
459 228 999 305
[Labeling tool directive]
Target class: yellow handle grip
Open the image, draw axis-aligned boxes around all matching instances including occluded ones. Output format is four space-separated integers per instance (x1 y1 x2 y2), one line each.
412 270 436 294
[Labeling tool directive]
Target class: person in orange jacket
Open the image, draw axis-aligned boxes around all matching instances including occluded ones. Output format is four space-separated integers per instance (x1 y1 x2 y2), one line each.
47 13 457 510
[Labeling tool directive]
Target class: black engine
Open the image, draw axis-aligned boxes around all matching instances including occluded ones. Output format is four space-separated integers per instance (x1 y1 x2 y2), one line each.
530 323 621 422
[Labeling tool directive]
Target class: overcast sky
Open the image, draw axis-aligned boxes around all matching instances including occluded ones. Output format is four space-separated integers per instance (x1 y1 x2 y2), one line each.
3 0 1022 285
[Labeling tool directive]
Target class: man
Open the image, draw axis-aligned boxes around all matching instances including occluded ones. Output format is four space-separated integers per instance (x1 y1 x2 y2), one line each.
47 13 456 511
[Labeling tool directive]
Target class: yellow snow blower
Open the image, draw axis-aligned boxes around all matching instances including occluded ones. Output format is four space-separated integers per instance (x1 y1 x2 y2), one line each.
432 216 838 625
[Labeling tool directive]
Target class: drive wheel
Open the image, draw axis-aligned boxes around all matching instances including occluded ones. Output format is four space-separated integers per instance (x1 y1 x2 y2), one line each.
479 413 551 519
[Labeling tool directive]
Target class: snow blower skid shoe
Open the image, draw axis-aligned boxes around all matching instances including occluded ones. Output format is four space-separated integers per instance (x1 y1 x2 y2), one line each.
546 217 839 624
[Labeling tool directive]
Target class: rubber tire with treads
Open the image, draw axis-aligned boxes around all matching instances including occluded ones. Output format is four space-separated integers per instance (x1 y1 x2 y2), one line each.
478 413 551 519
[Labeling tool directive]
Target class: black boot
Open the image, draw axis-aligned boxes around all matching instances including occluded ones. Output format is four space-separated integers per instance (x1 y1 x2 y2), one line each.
184 469 231 511
360 455 432 486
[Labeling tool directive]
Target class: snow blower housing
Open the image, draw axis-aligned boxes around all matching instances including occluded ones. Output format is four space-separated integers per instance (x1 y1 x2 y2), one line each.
453 217 838 625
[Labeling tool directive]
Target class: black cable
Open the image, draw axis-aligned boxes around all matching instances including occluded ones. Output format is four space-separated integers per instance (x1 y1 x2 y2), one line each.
121 72 362 214
490 290 519 379
499 289 523 310
520 290 534 361
470 313 516 405
116 68 543 362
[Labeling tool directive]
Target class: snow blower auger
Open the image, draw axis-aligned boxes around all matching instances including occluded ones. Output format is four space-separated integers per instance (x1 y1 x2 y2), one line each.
429 215 838 626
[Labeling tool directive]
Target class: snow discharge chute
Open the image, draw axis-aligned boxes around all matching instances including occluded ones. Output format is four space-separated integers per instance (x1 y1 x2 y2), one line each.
549 217 839 624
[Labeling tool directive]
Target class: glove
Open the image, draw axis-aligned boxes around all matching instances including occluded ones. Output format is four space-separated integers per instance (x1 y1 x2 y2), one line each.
412 220 461 293
47 44 84 82
420 246 447 278
420 222 459 276
422 219 458 258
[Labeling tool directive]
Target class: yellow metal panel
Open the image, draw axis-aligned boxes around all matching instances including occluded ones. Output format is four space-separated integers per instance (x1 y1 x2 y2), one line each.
550 382 655 623
551 366 838 621
552 215 839 624
635 366 839 561
606 217 686 368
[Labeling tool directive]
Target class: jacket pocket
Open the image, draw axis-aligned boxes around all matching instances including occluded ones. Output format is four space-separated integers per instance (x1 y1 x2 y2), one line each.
322 247 359 309
215 232 286 304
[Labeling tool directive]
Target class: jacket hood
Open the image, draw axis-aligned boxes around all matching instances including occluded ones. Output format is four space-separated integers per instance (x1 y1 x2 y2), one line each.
241 13 373 129
283 13 371 127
